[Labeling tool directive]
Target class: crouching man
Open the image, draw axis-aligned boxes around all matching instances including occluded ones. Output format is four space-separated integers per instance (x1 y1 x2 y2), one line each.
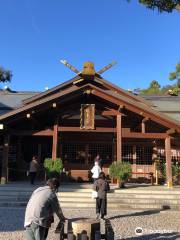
24 178 66 240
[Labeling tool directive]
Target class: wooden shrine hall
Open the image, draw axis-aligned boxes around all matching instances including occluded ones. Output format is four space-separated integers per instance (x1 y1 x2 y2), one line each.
0 61 180 186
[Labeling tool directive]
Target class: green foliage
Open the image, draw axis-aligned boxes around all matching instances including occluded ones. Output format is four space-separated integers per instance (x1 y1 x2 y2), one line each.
109 162 132 181
137 0 180 12
139 79 180 96
0 66 12 82
169 62 180 88
140 80 161 95
157 160 180 183
44 158 63 178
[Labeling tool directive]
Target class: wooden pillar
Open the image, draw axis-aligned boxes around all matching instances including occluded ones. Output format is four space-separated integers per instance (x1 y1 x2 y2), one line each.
152 145 158 185
52 118 59 160
141 118 148 133
116 114 122 162
132 145 136 178
165 136 172 188
1 135 10 184
141 122 145 133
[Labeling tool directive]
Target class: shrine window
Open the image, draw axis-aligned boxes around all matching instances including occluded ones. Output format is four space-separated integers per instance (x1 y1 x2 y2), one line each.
122 145 133 164
136 146 153 165
62 143 86 164
88 143 113 165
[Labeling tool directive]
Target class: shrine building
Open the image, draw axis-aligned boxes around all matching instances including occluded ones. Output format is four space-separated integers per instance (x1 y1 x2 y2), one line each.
0 61 180 186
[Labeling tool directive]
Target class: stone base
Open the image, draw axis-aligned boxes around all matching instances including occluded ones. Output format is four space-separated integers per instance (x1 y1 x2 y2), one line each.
71 218 100 240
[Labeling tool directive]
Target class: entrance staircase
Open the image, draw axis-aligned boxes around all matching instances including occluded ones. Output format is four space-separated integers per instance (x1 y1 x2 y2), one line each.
0 183 180 210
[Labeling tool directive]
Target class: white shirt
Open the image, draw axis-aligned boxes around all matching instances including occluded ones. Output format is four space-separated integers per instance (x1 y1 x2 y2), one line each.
91 163 101 179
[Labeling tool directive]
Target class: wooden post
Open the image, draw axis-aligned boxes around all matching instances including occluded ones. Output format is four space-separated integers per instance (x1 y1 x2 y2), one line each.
1 135 10 184
116 114 122 162
165 136 173 188
141 117 149 133
141 122 145 133
132 145 136 178
52 117 59 160
152 146 158 185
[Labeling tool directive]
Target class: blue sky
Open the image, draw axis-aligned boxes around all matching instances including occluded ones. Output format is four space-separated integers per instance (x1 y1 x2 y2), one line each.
0 0 180 92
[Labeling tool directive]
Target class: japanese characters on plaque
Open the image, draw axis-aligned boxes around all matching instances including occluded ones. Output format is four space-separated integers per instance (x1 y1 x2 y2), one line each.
80 104 95 130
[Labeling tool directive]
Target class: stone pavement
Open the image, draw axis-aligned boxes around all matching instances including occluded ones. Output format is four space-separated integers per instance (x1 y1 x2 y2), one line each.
0 207 180 240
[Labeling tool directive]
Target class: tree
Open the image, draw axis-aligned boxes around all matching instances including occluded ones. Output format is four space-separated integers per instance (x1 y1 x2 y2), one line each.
169 62 180 88
140 80 161 94
0 66 12 83
149 80 161 89
128 0 180 12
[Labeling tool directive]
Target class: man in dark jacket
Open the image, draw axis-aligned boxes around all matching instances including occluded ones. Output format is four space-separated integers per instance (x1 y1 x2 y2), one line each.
24 178 66 240
93 172 110 219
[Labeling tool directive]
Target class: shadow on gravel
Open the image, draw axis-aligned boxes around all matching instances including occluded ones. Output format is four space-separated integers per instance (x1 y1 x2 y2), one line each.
108 209 163 220
123 232 180 240
0 208 25 232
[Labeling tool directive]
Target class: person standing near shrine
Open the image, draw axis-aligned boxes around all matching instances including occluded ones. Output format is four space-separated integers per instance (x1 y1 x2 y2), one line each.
93 172 110 220
91 161 101 182
24 178 66 240
29 156 39 185
94 154 103 169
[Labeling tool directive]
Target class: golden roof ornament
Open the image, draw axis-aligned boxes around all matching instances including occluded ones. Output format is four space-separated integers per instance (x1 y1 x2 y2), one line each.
81 61 96 76
60 59 117 78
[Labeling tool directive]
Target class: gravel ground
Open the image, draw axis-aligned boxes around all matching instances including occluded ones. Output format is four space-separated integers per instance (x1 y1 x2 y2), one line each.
0 207 180 240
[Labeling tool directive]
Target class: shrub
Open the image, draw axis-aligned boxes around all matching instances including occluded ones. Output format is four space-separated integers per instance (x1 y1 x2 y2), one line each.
109 161 132 187
156 160 180 184
44 158 63 179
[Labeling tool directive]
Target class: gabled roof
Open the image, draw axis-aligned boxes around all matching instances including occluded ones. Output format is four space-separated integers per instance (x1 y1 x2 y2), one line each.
22 75 81 105
0 79 179 132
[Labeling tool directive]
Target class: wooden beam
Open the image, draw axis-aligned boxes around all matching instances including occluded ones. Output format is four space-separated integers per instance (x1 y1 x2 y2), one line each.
117 115 122 162
58 126 116 132
10 129 53 136
166 128 176 135
10 128 167 139
165 136 173 188
123 132 167 139
1 135 10 184
52 117 59 160
101 109 125 116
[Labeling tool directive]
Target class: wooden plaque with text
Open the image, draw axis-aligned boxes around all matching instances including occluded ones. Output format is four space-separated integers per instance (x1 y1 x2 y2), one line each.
80 104 95 130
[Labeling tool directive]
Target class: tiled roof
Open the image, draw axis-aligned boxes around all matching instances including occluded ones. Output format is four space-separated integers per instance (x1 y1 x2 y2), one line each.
141 95 180 121
0 89 39 110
